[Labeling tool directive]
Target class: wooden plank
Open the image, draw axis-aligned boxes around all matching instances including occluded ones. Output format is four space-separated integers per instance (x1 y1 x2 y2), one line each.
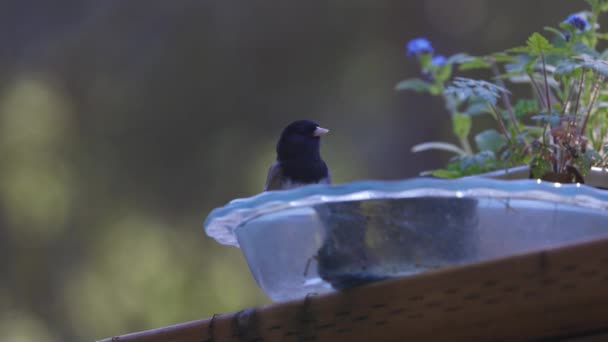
98 237 608 342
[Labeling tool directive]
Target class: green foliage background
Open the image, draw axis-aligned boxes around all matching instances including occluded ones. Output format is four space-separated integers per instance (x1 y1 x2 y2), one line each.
0 0 586 340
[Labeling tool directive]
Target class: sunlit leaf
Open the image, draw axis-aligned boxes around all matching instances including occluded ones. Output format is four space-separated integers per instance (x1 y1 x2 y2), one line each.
435 64 453 83
453 113 471 140
458 57 491 71
491 52 517 63
411 141 467 156
395 78 432 92
527 32 554 54
430 169 462 178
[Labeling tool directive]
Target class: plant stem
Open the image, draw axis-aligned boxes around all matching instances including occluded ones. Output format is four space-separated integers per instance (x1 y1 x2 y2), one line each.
574 68 586 117
528 71 547 110
490 59 530 156
490 60 520 134
528 70 552 147
540 52 552 114
598 113 607 154
459 136 473 155
541 123 548 146
561 80 576 117
599 152 608 169
490 104 510 141
581 74 604 136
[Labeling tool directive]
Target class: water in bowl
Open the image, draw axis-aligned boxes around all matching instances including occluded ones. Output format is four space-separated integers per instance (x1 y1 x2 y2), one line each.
235 196 608 301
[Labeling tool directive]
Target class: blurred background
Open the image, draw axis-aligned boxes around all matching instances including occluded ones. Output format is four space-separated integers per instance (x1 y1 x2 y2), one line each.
0 0 588 340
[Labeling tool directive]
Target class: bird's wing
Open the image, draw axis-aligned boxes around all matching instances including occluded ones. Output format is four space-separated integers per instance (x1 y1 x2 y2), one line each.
318 165 331 184
263 161 284 191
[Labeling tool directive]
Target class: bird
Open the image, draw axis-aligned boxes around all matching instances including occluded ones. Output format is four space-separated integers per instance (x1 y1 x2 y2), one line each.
264 120 331 191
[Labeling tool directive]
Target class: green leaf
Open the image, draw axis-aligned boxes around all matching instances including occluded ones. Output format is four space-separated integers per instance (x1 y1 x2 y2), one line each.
554 59 582 76
434 64 453 83
516 130 530 141
506 46 530 54
458 151 498 173
526 32 554 55
491 52 517 63
586 0 599 9
505 54 535 74
446 53 474 64
395 79 431 92
522 126 546 137
580 56 608 77
429 84 443 96
419 53 432 69
430 169 463 179
572 42 600 57
411 141 467 156
581 149 603 171
475 129 507 152
458 57 491 71
531 113 561 127
512 99 540 118
445 77 509 105
438 151 503 177
464 98 491 116
453 113 472 140
558 22 578 35
530 156 554 179
544 26 567 40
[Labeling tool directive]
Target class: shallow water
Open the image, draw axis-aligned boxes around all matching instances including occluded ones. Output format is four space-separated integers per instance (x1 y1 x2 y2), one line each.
236 197 608 301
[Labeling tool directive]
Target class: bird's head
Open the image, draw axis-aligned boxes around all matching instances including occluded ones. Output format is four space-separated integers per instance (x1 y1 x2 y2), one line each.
276 120 329 161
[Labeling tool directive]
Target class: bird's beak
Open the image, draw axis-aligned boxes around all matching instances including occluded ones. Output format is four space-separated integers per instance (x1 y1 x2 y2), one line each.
313 127 330 136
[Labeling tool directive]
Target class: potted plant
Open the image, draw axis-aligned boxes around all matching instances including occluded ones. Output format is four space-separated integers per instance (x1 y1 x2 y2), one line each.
204 1 608 300
310 1 608 290
397 0 608 187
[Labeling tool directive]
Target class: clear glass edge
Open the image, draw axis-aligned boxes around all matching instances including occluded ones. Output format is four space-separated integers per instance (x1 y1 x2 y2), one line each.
203 177 608 247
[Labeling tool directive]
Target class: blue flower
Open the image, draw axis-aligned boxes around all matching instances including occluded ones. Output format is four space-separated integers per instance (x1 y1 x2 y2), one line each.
563 14 588 31
407 38 434 56
431 55 447 66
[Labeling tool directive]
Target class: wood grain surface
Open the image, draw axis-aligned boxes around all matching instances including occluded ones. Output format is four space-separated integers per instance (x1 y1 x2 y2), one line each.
99 237 608 342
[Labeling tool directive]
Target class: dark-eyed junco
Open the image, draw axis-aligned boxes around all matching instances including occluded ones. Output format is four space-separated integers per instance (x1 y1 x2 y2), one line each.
264 120 331 191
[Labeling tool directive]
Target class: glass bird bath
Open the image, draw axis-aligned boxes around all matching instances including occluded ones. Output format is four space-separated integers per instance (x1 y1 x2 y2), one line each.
204 178 608 302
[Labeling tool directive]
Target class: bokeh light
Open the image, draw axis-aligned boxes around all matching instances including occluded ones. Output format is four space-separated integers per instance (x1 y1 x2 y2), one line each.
0 0 585 340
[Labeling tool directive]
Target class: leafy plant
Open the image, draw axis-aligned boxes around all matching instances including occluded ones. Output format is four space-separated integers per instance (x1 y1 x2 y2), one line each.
398 0 608 182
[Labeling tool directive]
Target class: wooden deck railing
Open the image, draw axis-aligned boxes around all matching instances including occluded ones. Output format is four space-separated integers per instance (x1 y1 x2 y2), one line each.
99 237 608 342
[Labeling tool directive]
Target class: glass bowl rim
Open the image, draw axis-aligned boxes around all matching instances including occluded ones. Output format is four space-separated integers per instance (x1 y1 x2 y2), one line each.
203 177 608 247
